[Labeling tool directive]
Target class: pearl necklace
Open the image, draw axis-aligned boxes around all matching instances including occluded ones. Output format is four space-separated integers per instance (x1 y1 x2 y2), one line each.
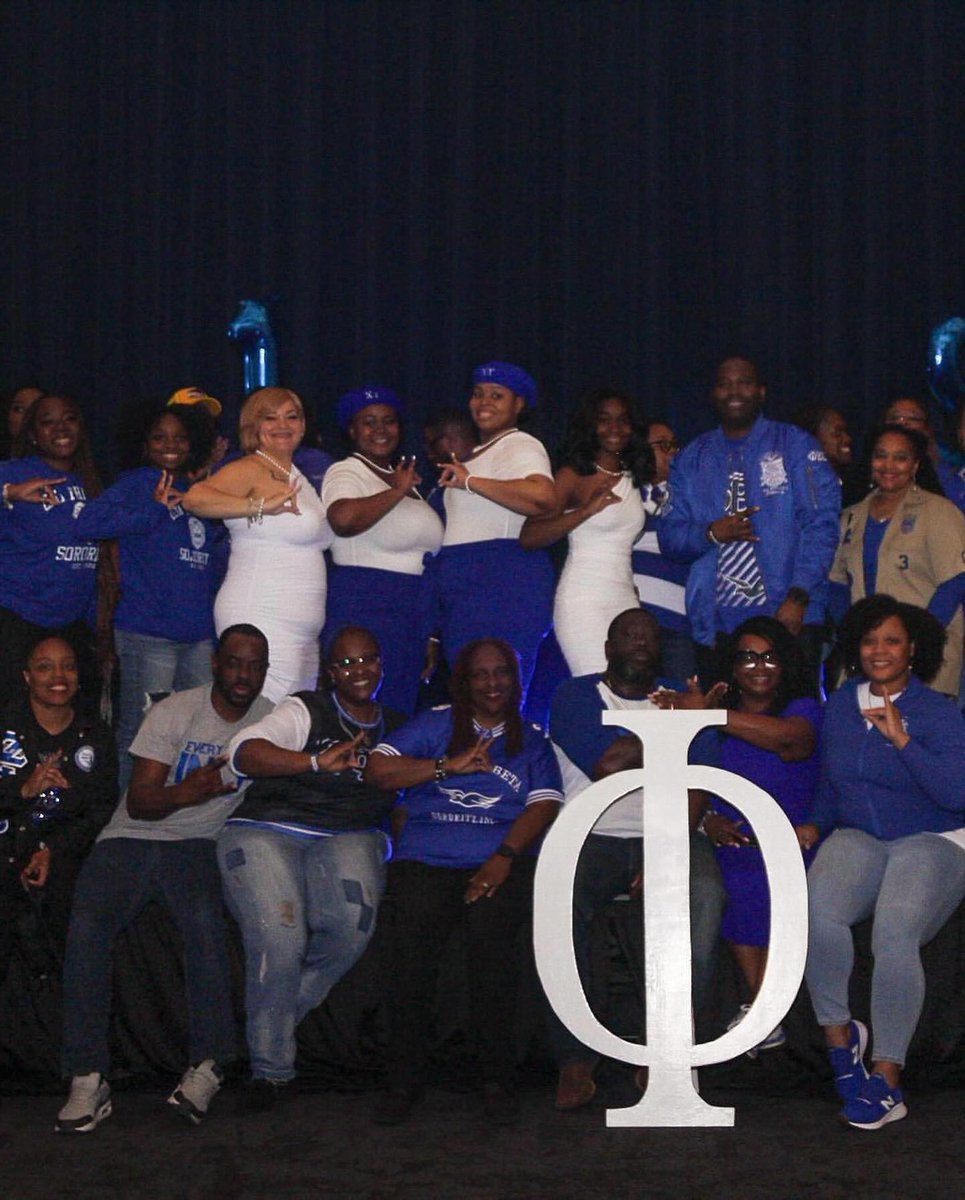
594 462 625 478
254 449 295 480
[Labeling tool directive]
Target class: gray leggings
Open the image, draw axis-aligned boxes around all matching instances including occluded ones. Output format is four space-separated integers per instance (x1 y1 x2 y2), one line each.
805 827 965 1066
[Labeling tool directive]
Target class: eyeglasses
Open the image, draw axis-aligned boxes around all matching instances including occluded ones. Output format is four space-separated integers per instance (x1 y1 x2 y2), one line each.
648 439 680 453
329 653 382 671
734 649 780 669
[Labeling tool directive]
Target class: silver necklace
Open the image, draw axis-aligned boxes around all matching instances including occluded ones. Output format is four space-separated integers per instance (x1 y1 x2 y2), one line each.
470 427 519 459
333 694 384 745
472 717 505 738
594 462 625 478
352 452 424 500
255 449 295 480
352 452 394 475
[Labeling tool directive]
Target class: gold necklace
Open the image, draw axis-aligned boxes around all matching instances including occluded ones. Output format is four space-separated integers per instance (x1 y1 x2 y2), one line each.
254 449 294 480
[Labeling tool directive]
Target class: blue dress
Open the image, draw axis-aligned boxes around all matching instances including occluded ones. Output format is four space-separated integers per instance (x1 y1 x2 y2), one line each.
694 698 822 946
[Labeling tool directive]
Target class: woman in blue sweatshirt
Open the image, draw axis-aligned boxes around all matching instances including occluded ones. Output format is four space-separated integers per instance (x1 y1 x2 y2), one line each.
77 404 224 789
0 394 105 708
800 596 965 1131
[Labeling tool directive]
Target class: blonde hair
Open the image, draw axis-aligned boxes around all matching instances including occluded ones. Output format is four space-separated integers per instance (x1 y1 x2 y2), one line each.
239 387 304 453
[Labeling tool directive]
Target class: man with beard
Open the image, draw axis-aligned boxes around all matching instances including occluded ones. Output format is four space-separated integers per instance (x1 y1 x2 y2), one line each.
659 357 840 686
55 624 272 1134
545 608 725 1111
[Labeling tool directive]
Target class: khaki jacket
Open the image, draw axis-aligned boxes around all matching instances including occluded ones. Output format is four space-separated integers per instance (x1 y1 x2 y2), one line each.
831 486 965 695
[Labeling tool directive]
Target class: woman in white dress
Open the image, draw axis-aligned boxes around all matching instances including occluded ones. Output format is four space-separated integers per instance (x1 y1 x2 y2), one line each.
183 387 332 703
433 362 556 696
321 386 444 714
521 388 649 675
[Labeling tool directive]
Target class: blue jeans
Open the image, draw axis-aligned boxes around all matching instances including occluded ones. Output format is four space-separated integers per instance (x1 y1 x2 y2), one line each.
218 824 388 1082
806 828 965 1066
115 628 212 792
61 838 238 1076
547 831 726 1066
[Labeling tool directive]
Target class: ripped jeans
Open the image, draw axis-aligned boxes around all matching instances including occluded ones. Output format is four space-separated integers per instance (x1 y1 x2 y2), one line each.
218 823 388 1081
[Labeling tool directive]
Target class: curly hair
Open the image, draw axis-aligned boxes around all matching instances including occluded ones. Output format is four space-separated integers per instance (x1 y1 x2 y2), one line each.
140 403 216 477
13 394 103 498
836 595 946 684
869 422 943 496
717 615 813 711
556 388 653 486
447 638 523 757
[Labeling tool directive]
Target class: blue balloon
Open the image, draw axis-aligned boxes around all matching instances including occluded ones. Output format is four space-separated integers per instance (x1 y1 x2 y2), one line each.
227 300 279 395
927 317 965 414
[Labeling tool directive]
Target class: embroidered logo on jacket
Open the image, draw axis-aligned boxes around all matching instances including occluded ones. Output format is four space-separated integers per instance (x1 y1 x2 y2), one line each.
759 452 788 496
0 731 28 775
74 744 96 772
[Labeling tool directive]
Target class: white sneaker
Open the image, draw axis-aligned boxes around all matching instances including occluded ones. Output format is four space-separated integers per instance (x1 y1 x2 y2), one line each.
56 1073 112 1134
726 1003 786 1057
727 1002 752 1031
167 1059 223 1125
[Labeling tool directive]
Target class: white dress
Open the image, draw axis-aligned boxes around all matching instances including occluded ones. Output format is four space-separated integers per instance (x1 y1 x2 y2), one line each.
553 471 646 675
214 467 333 703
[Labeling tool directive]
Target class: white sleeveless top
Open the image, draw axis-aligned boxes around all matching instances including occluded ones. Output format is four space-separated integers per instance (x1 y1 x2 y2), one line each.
322 457 443 575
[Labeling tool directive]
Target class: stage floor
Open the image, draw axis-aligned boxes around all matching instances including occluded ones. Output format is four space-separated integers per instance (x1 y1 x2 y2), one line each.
3 1076 962 1199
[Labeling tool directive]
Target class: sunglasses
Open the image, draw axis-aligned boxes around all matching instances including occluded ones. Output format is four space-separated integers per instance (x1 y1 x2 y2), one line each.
329 653 382 671
734 649 780 669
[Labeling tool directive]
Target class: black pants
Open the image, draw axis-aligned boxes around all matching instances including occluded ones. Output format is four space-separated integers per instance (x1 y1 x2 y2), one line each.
382 856 536 1091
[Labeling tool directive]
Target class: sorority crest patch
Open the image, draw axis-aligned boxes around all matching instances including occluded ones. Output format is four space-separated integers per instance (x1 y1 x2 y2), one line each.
759 452 788 496
74 744 96 772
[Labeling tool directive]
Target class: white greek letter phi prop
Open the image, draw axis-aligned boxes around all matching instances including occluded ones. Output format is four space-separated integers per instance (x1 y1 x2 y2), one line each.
534 710 808 1127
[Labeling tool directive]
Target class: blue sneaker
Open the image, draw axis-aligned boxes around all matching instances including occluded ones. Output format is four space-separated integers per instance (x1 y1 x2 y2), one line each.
828 1019 869 1102
843 1072 907 1130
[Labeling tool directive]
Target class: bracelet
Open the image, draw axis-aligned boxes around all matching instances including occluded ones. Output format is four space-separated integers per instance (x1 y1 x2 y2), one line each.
2 483 13 510
464 476 475 495
427 635 441 645
309 753 321 773
706 523 721 546
495 842 517 860
697 809 718 835
434 756 447 781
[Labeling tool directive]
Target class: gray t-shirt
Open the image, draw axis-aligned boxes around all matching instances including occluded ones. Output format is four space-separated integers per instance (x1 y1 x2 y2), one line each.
98 684 274 842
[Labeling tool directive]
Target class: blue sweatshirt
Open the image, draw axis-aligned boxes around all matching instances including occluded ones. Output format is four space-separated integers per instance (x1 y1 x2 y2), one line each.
810 677 965 840
76 467 225 641
0 457 99 626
